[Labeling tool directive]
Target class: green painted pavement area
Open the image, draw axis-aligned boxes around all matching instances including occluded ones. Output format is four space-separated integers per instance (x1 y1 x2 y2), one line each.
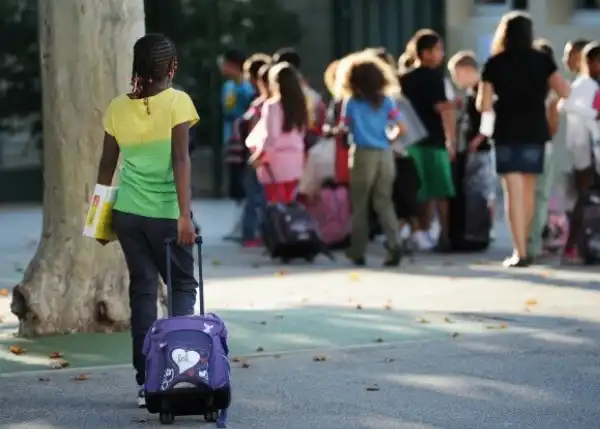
0 306 459 374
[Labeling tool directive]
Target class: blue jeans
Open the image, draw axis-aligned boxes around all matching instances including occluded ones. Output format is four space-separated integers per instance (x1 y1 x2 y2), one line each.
113 211 197 385
242 168 266 241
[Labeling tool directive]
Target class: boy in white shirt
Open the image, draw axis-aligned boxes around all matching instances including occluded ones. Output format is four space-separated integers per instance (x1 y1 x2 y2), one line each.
558 41 600 262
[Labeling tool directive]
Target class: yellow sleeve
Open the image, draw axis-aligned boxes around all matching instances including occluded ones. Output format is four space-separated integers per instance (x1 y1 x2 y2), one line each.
172 91 200 128
103 100 115 136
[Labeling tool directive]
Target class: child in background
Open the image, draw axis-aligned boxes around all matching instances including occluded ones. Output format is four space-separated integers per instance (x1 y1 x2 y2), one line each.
337 53 406 267
447 50 497 215
558 41 600 263
526 39 560 260
219 49 255 240
273 47 326 151
238 53 271 247
400 30 457 252
248 62 308 204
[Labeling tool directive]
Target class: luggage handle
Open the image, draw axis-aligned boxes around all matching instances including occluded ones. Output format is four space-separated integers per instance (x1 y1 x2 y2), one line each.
164 236 204 317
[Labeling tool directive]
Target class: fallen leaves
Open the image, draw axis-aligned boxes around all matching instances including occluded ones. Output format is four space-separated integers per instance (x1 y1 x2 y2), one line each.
313 355 327 362
451 332 460 339
417 317 430 324
349 272 360 281
38 377 50 382
259 321 267 326
9 345 25 355
355 304 363 310
255 346 264 353
232 356 241 363
0 289 9 297
211 259 222 266
444 317 455 324
73 374 88 381
383 358 394 363
274 270 288 277
374 338 384 343
486 323 508 330
365 384 380 392
49 351 63 359
525 298 538 306
50 360 70 369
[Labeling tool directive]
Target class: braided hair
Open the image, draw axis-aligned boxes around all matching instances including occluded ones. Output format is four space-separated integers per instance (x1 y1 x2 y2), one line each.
131 33 178 114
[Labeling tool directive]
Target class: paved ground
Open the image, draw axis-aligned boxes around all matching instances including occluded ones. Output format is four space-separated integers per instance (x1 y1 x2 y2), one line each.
0 201 599 428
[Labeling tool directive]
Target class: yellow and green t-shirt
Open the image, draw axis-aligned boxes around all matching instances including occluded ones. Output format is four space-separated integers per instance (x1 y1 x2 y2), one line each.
103 88 199 219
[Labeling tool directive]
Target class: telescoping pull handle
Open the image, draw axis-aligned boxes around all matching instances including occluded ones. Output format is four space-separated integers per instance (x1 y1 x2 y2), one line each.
164 236 204 317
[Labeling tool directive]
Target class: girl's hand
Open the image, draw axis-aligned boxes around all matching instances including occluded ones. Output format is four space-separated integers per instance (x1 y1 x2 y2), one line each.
177 215 196 245
446 141 456 161
469 134 486 152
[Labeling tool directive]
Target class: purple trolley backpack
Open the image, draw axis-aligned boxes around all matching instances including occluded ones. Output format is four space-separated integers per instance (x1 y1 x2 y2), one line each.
143 236 231 427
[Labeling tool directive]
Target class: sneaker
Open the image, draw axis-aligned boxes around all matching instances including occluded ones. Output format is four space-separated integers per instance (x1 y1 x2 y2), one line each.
383 246 402 267
562 246 580 264
414 231 434 251
137 385 146 408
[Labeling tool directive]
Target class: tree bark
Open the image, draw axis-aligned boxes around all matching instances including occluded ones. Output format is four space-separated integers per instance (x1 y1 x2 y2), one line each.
11 0 146 336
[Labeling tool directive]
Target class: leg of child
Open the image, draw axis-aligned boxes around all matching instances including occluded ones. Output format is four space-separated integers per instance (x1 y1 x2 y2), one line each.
347 149 377 262
527 142 554 258
241 168 265 246
372 150 401 265
565 167 595 261
112 212 163 388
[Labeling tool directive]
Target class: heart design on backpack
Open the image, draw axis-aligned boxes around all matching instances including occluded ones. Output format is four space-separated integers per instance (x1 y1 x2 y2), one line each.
171 348 201 374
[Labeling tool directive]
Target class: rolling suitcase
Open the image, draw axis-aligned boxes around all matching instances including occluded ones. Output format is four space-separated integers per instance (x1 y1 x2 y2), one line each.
143 236 231 427
449 151 492 252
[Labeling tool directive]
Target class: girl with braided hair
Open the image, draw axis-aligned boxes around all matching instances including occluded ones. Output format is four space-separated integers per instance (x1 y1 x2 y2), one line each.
96 33 199 407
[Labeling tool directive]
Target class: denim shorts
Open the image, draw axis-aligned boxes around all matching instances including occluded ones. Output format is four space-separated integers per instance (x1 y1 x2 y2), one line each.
494 143 545 175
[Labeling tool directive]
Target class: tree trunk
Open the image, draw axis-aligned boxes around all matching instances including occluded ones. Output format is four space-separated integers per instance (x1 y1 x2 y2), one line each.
11 0 146 337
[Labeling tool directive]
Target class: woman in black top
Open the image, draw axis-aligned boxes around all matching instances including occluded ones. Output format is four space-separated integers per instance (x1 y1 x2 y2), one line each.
477 11 570 267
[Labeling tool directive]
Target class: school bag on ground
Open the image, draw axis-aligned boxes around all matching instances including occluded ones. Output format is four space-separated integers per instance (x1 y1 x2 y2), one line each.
305 180 351 249
577 185 600 264
143 236 231 427
262 168 333 263
448 151 492 252
542 193 569 254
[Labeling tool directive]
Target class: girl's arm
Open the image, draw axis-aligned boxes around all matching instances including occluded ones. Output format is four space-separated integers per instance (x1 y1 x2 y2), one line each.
172 122 193 219
96 133 120 186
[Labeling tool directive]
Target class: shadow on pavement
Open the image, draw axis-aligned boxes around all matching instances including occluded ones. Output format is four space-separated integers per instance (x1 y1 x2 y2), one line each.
0 312 598 429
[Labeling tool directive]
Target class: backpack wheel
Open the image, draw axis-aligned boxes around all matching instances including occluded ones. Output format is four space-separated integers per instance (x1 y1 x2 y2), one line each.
159 411 174 425
204 411 219 422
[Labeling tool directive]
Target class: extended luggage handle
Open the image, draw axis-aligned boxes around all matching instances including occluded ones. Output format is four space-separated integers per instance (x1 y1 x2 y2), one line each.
164 235 205 317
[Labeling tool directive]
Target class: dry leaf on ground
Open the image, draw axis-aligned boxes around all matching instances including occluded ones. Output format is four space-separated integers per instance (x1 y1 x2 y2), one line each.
486 323 508 330
349 272 360 281
356 304 363 310
384 358 394 363
73 374 88 381
275 270 287 277
0 289 9 297
211 259 222 266
38 377 50 382
451 332 460 338
255 346 264 352
313 355 328 362
232 356 241 363
50 360 70 369
525 299 538 306
240 361 250 369
366 384 380 391
259 321 267 326
384 304 393 311
417 318 430 324
49 351 63 359
374 338 384 343
9 345 25 355
444 317 455 324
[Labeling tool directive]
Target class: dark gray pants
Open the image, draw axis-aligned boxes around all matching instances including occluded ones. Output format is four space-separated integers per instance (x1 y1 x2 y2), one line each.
113 211 197 385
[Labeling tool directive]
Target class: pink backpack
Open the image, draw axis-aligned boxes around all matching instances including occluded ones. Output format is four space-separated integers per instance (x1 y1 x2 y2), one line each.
542 194 569 253
307 186 351 247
